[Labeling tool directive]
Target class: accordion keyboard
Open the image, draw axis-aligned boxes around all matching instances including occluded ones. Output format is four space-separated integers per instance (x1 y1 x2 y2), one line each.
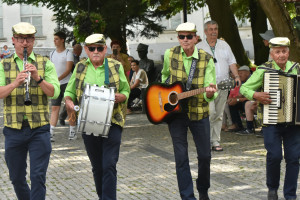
263 72 294 124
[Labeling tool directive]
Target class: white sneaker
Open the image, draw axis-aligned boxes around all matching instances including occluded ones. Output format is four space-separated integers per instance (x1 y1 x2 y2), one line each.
69 131 77 140
50 129 55 142
50 133 55 142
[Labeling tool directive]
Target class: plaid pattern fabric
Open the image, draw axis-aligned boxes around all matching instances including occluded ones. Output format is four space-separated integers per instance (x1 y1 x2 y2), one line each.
75 58 126 127
3 54 48 129
169 46 212 121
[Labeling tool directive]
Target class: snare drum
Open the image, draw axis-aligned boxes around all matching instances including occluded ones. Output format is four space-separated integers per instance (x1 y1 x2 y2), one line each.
77 84 115 137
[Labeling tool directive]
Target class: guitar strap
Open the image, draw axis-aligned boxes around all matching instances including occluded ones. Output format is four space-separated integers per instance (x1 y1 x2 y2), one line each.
165 52 199 89
186 55 199 91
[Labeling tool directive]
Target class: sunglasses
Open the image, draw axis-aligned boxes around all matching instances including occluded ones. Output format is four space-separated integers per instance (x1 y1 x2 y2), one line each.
213 58 217 63
87 46 104 52
178 34 195 40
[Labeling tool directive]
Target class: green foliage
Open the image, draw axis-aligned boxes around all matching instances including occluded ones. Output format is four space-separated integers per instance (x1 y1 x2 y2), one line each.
230 0 251 22
3 0 169 42
73 12 106 43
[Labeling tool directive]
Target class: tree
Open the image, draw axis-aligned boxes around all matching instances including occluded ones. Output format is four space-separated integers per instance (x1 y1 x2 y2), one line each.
258 0 300 62
206 0 250 66
248 0 269 65
4 0 169 53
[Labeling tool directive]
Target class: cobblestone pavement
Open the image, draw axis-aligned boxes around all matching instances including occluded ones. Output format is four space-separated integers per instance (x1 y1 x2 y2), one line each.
0 102 299 199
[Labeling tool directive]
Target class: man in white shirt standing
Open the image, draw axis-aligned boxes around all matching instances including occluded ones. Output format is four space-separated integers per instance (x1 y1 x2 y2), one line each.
49 31 74 141
198 20 240 151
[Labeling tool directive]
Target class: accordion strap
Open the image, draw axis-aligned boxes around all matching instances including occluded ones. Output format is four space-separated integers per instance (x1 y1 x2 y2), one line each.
287 62 299 74
258 63 299 75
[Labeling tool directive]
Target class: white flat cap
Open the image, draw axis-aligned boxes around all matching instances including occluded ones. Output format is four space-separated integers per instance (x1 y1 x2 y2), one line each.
85 34 106 45
269 37 290 48
12 22 37 35
176 22 197 32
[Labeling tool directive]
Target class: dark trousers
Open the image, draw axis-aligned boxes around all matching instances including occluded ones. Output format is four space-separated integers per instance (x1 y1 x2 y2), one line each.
229 101 246 129
82 124 122 200
127 88 141 109
3 124 51 200
262 125 300 199
168 114 211 200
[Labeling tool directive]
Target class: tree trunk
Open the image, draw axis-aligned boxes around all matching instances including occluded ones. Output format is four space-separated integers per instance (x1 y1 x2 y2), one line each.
258 0 300 63
249 0 269 66
206 0 250 66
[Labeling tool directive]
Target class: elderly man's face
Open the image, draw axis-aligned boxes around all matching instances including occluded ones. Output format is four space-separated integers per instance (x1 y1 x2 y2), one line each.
270 47 289 68
84 44 107 65
204 24 218 41
12 34 35 58
238 70 250 82
177 31 198 52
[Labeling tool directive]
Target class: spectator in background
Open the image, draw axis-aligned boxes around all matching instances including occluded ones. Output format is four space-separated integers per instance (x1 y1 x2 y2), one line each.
197 20 240 151
137 43 156 83
59 43 82 126
2 45 11 58
227 66 256 135
106 40 131 81
259 30 275 62
49 31 74 142
127 60 148 114
259 30 275 47
128 55 134 81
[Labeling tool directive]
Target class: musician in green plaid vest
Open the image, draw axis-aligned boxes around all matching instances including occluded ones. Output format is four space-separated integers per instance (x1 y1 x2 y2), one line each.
64 33 130 200
161 22 217 200
240 37 300 200
0 22 60 200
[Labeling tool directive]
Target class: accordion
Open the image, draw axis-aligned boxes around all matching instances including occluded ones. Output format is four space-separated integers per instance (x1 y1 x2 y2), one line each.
263 71 300 125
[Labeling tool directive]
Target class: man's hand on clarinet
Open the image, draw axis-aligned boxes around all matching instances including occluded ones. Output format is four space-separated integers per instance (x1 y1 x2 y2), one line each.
25 63 39 81
13 70 28 87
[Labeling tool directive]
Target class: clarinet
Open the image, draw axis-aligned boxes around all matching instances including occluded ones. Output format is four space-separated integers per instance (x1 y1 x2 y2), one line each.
24 48 32 106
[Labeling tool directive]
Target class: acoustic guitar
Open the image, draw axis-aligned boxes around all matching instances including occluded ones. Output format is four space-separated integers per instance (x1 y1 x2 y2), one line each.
144 79 235 124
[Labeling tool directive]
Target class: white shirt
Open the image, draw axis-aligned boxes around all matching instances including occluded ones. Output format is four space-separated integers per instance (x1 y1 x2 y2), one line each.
197 39 236 83
50 49 74 85
131 69 149 89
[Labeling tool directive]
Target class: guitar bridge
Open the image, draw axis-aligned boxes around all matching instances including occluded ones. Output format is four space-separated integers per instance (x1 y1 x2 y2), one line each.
158 91 163 112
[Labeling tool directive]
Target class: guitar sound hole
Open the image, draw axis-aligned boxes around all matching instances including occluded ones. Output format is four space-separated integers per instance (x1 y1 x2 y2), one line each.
169 93 178 105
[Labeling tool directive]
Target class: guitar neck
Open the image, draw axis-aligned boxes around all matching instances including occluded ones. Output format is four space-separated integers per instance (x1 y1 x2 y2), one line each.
177 87 207 100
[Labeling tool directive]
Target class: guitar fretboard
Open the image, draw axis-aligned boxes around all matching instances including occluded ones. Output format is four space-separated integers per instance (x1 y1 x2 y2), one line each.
177 87 207 100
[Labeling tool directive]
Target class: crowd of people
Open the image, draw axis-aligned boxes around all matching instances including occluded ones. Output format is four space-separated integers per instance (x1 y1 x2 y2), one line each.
0 20 299 200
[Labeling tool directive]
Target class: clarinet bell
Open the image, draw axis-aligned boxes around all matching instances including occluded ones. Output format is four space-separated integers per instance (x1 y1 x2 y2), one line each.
24 91 32 106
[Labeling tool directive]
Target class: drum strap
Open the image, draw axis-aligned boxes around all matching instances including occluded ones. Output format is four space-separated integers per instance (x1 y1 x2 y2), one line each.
104 58 109 85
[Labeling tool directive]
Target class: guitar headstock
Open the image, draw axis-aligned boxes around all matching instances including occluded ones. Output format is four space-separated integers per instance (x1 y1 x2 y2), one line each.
217 78 236 90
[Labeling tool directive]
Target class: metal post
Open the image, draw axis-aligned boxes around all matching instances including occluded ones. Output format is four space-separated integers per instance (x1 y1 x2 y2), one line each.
183 0 187 22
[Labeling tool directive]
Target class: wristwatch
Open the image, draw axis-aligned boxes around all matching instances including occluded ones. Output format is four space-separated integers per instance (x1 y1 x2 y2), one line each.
237 98 240 102
37 76 44 84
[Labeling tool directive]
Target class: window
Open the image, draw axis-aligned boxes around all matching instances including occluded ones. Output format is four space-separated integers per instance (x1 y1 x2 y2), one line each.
20 4 43 36
161 13 182 31
0 1 3 38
